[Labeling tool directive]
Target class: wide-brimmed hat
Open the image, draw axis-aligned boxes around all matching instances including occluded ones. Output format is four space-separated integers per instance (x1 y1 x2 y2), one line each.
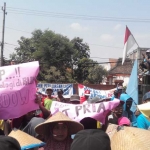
9 129 45 150
106 124 150 150
70 94 80 102
35 112 84 136
138 102 150 120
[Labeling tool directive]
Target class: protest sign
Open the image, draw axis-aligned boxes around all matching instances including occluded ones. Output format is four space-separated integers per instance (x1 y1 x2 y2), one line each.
50 99 120 124
0 61 39 119
78 84 115 99
37 83 73 98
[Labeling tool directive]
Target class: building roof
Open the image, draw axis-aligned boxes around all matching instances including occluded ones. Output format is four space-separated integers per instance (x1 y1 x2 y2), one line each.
109 58 118 69
109 58 133 75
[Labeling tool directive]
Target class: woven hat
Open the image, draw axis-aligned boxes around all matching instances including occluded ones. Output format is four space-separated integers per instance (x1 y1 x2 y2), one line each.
138 102 150 120
9 129 45 150
146 49 150 53
35 112 84 136
106 124 150 150
70 94 80 102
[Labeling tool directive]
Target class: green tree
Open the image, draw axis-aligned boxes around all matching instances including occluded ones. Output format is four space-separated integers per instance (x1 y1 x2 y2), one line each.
10 29 107 83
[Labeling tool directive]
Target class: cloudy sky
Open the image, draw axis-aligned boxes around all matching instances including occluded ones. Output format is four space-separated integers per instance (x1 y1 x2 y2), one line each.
0 0 150 63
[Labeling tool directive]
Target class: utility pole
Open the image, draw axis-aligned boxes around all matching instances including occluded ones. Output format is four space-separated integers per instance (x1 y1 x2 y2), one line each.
0 2 6 66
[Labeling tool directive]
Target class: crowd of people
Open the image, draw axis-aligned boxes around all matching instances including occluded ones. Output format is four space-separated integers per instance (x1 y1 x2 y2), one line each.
0 85 150 150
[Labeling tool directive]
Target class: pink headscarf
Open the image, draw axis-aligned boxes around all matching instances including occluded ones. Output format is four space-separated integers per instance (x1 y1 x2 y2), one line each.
118 117 130 126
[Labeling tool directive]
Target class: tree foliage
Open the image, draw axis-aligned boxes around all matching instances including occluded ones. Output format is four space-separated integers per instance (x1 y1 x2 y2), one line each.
10 29 107 84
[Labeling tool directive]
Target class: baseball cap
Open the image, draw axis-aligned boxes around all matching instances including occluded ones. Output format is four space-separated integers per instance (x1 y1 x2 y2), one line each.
142 92 150 101
71 129 111 150
46 87 53 91
84 90 90 96
70 94 80 102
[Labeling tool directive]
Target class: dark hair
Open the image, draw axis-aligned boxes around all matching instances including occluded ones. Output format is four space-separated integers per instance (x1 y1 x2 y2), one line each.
57 89 63 94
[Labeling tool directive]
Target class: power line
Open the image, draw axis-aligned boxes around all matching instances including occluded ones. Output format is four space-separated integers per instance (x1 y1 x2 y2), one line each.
5 43 18 47
89 44 122 49
6 7 150 23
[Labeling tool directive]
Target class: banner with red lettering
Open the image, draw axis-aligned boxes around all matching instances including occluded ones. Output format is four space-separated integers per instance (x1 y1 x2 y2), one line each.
78 84 115 99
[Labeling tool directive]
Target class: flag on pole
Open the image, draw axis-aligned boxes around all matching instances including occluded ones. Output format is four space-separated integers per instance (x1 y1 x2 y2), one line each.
122 26 139 65
126 59 138 112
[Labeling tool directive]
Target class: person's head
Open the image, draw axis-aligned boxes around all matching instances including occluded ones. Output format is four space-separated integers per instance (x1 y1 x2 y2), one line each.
117 86 123 94
35 112 84 141
146 49 150 57
46 87 53 96
80 117 97 129
126 98 133 111
114 90 119 98
112 101 124 117
118 117 130 126
142 92 150 103
0 136 21 150
57 89 63 97
10 60 16 65
70 94 80 104
71 129 111 150
84 90 90 100
52 122 68 142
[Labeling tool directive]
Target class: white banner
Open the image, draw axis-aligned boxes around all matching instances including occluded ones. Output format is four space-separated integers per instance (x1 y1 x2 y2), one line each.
50 99 120 124
37 83 73 98
78 84 116 99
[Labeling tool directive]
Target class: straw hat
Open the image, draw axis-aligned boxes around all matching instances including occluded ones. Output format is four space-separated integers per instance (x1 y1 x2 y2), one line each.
35 112 84 136
106 124 150 150
9 129 45 150
138 102 150 120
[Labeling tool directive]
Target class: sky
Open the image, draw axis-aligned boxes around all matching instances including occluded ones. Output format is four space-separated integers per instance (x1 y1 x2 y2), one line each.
0 0 150 64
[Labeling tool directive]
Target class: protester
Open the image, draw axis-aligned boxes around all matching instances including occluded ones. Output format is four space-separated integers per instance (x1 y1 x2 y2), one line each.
139 49 150 74
111 86 123 100
43 87 55 110
56 89 66 103
70 129 111 150
108 100 124 125
137 92 150 130
80 90 90 104
0 135 21 150
120 93 137 126
35 112 84 150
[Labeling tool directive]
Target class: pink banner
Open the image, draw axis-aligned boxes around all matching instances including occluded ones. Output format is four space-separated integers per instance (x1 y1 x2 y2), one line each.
50 99 120 124
0 61 39 119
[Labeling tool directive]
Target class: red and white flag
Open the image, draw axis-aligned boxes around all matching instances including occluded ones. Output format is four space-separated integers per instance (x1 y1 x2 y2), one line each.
122 26 138 65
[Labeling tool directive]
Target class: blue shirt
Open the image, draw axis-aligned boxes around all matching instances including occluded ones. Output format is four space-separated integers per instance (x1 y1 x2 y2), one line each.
137 114 150 130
